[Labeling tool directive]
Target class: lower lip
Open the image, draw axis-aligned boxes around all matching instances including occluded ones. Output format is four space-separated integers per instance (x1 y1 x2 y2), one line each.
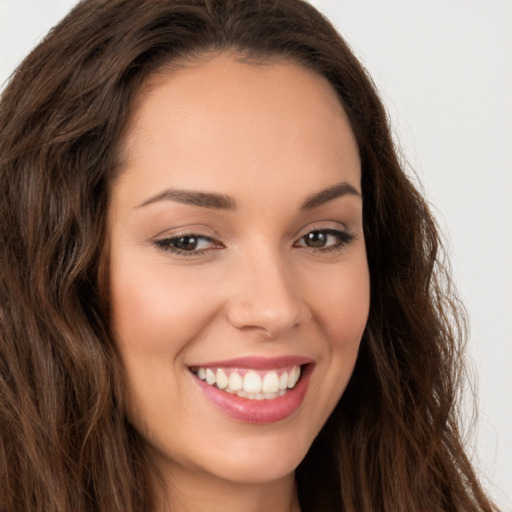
193 365 312 424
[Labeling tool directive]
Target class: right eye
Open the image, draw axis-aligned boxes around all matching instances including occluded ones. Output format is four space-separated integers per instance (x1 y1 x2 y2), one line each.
294 227 355 253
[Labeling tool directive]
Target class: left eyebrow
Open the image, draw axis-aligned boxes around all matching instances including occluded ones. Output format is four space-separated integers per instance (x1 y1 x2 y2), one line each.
300 182 361 210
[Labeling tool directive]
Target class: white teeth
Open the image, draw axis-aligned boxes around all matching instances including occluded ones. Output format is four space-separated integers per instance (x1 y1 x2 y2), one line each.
262 372 280 393
288 366 301 388
216 369 228 390
279 372 288 390
194 365 303 400
205 368 216 385
243 371 262 393
228 372 243 391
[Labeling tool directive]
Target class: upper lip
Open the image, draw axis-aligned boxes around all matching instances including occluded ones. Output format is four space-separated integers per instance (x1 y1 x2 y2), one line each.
189 355 314 370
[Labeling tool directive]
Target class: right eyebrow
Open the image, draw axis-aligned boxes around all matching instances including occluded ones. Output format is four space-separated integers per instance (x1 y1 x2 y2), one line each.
300 181 361 210
135 188 236 210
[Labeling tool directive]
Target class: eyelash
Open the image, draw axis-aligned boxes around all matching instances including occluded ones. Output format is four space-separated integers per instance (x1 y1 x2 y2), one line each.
154 228 355 256
293 228 355 253
154 233 222 256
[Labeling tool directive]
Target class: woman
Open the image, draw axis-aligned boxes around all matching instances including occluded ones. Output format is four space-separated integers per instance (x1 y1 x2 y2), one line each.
0 0 497 511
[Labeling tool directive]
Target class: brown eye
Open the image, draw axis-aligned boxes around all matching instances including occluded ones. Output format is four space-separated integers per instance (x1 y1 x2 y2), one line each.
154 234 222 254
174 235 199 251
295 228 355 252
303 231 328 248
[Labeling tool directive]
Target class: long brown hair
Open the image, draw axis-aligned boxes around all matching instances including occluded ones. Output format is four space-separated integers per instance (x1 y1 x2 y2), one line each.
0 1 496 510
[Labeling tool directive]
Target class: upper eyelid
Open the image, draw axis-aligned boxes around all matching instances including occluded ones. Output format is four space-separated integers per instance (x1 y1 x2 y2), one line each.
294 218 349 234
294 225 350 240
154 230 220 243
154 225 350 242
295 227 353 243
150 221 219 238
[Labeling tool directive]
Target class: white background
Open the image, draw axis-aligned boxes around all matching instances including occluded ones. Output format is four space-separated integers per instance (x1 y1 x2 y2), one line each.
1 0 511 509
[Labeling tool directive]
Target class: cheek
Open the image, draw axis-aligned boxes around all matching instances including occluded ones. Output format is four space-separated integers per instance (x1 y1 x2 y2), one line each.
308 256 370 348
110 257 219 357
108 258 222 433
303 255 370 409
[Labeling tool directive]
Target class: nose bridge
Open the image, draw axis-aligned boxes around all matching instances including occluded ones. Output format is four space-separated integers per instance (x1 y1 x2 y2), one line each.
226 241 307 336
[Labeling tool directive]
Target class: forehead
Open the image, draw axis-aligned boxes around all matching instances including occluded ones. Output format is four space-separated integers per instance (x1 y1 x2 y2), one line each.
114 53 360 206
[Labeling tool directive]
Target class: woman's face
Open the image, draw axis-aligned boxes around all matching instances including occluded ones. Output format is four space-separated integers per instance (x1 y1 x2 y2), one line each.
108 54 370 487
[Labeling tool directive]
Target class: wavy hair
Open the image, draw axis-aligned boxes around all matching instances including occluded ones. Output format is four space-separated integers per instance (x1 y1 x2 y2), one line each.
0 0 496 510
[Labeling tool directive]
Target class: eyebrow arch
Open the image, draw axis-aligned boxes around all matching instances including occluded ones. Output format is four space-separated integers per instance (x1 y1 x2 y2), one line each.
300 182 361 210
136 189 236 210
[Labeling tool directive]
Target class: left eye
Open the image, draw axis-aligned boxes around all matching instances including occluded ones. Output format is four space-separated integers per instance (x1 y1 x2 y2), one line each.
295 229 353 250
154 234 218 253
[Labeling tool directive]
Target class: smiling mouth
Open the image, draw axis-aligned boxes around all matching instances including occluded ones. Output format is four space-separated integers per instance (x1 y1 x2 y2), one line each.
191 365 303 400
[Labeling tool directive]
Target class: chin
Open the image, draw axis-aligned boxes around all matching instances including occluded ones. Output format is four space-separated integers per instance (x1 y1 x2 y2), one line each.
145 420 315 487
226 428 318 482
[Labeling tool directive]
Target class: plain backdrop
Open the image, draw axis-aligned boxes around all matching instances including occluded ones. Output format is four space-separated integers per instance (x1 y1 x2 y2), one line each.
1 0 511 509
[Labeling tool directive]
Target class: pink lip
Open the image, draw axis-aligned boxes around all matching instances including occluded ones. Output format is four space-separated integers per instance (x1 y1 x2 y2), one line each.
191 362 314 424
190 355 314 370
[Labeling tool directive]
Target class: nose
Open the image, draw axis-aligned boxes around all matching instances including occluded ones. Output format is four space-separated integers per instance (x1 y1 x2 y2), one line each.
225 246 312 338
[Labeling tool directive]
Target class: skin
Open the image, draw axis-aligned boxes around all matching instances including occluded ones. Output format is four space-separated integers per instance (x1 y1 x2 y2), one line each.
107 54 370 512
